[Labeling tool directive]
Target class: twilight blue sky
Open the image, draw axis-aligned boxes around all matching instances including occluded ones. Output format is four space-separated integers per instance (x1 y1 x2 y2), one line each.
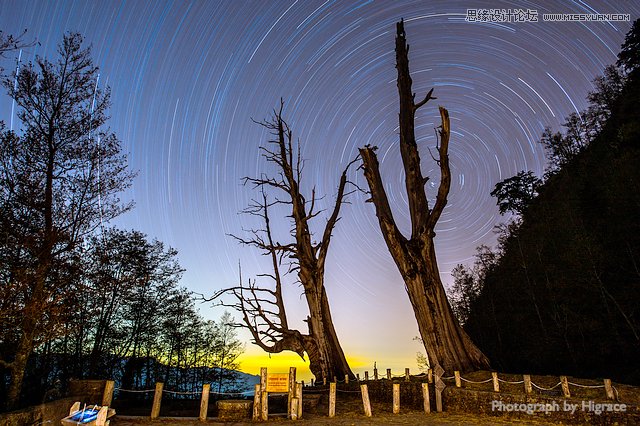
0 0 637 377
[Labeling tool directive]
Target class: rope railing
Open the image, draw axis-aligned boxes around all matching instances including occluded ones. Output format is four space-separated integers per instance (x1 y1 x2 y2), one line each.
115 387 154 393
531 381 562 391
336 388 362 393
497 378 525 384
460 377 493 384
115 386 247 396
162 389 201 395
102 366 624 423
567 381 605 388
209 389 249 395
313 369 619 404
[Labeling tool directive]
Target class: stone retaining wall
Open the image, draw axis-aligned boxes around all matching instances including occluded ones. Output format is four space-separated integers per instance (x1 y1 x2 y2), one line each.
0 397 79 426
0 379 105 426
443 387 640 425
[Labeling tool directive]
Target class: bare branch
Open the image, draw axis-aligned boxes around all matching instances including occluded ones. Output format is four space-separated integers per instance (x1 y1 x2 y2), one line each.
359 145 408 254
425 107 451 231
317 154 361 269
414 88 437 111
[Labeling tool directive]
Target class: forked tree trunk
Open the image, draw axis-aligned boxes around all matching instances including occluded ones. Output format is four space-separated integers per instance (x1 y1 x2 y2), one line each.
222 103 355 381
359 20 489 373
402 236 489 372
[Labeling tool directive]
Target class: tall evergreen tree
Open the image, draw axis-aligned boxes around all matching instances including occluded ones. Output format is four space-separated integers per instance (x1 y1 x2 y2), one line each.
0 33 134 408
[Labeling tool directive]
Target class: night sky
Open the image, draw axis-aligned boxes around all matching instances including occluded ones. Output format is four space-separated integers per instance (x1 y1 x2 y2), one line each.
0 0 637 379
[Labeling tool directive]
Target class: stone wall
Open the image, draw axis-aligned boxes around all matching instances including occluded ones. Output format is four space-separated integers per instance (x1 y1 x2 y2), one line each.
0 397 79 426
0 380 107 426
310 380 639 424
443 387 640 425
68 379 107 402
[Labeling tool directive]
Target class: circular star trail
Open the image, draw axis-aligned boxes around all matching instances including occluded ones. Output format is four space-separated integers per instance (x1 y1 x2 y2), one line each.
0 0 637 374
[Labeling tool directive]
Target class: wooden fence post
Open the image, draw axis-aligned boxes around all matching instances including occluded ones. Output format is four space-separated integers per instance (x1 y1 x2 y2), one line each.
374 368 378 381
151 382 163 419
454 371 461 388
296 382 303 419
604 379 614 400
560 376 571 398
329 382 336 418
323 377 327 386
290 398 299 420
422 383 431 414
102 380 114 407
199 383 210 421
261 389 268 421
288 367 297 418
260 367 267 390
523 375 532 394
311 378 314 387
361 384 372 417
428 368 433 383
405 368 410 381
260 367 268 421
345 374 349 384
392 383 400 414
387 368 392 380
492 372 499 392
365 371 369 381
253 384 261 420
434 364 444 413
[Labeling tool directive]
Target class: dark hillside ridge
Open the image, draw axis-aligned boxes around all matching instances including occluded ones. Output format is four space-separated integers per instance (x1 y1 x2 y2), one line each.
464 66 640 384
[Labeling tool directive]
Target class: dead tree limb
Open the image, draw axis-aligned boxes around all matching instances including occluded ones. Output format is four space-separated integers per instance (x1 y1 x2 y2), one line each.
359 20 490 373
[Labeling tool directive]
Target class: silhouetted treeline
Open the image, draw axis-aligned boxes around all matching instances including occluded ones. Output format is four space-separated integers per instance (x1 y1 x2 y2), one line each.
2 228 245 405
450 20 640 384
0 33 243 411
0 227 244 409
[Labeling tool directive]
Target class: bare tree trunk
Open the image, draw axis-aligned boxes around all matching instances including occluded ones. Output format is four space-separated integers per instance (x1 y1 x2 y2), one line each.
6 135 56 408
302 286 352 380
6 261 49 408
359 20 489 373
215 103 356 380
7 319 35 408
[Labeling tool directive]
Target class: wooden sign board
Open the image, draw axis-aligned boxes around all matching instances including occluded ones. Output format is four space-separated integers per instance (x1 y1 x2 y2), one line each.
266 373 290 393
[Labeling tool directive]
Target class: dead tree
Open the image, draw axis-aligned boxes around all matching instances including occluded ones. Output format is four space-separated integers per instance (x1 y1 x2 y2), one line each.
212 102 356 381
359 20 490 373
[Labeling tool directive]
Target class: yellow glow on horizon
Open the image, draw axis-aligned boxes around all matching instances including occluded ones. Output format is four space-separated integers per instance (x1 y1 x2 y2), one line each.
238 351 313 380
237 347 419 382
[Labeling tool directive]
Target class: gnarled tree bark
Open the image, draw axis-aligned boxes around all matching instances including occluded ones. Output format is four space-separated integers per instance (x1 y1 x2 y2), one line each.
359 20 490 373
211 102 355 381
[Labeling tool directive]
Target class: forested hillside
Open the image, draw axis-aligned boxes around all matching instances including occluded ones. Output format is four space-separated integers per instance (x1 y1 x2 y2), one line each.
454 20 640 384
